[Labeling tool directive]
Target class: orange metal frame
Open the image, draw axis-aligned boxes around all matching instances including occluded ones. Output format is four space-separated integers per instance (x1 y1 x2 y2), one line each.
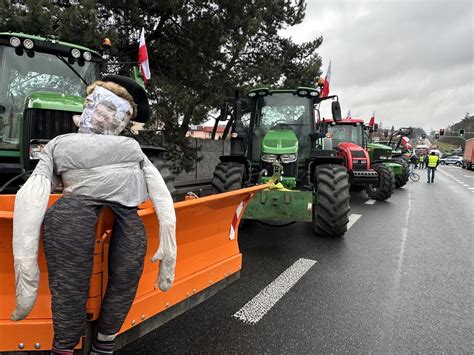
0 185 266 352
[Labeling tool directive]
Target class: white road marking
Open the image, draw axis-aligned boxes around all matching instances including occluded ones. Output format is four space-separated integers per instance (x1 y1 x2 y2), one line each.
233 258 316 324
469 188 474 190
464 175 474 178
462 184 470 187
365 199 376 205
347 213 362 230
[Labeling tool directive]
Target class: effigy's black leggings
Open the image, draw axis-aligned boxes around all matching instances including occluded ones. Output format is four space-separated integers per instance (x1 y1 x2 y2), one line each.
43 195 147 350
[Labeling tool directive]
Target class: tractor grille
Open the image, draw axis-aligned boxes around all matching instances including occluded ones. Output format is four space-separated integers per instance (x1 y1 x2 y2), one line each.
22 109 78 170
24 109 77 140
352 159 367 171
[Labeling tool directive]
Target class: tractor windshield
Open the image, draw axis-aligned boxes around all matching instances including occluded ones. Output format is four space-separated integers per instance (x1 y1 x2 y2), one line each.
0 45 100 149
257 93 311 131
327 123 364 147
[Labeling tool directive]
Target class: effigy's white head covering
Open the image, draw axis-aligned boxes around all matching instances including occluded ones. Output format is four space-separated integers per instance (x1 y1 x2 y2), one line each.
74 81 137 135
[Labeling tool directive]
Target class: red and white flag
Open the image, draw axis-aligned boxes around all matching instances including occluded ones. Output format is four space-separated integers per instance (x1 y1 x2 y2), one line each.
320 61 331 98
369 110 375 127
138 28 151 84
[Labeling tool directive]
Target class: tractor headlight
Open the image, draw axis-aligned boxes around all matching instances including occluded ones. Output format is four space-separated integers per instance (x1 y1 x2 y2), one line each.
23 39 34 49
29 144 45 160
379 156 388 160
262 154 277 163
71 48 81 58
280 153 297 163
83 51 92 61
10 37 21 47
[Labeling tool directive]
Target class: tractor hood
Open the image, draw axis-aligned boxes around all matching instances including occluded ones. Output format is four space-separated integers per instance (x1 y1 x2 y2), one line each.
25 92 84 113
261 129 298 154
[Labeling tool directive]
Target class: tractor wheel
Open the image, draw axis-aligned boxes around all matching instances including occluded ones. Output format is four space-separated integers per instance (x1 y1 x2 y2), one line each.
212 162 246 193
365 164 395 201
395 161 410 188
312 164 350 237
148 154 178 201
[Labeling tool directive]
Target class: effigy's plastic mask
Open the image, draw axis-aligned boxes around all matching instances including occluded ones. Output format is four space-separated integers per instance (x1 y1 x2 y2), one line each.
77 86 134 135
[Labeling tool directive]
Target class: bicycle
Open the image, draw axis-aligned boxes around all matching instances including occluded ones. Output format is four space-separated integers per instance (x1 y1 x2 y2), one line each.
409 170 420 182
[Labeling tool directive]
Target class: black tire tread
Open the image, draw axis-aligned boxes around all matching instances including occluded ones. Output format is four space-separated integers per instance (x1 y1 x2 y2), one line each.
212 162 246 193
366 164 395 201
313 164 351 237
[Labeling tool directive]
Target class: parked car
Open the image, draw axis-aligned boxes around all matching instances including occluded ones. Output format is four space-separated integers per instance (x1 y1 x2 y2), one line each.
439 155 463 166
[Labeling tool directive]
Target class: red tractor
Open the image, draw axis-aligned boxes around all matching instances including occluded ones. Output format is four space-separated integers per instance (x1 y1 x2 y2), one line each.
320 117 395 201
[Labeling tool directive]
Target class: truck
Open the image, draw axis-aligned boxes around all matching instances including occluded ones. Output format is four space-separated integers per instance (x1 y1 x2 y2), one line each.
462 138 474 170
0 32 267 353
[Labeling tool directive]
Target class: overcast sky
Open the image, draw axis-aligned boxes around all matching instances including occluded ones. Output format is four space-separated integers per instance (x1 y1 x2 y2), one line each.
281 0 473 133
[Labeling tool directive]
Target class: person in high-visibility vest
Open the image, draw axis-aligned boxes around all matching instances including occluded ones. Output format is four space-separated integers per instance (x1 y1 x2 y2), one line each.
419 154 425 169
427 151 440 183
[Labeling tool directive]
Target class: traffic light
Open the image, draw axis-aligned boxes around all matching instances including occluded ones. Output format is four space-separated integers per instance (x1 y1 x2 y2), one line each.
435 133 439 139
421 133 426 139
459 129 465 137
439 128 445 136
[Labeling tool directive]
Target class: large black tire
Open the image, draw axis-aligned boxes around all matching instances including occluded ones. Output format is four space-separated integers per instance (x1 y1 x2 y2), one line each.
395 161 410 188
365 164 395 201
148 154 178 201
212 162 246 193
312 164 351 237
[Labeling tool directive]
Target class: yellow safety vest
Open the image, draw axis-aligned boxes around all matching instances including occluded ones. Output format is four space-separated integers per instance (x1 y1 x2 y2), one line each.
427 155 439 168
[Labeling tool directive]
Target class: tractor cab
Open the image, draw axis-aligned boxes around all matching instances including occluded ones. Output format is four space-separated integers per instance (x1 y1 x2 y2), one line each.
0 33 102 189
325 118 365 148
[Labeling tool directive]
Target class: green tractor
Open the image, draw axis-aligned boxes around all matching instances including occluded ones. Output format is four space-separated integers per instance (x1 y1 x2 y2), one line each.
212 87 352 237
0 32 175 195
380 127 413 187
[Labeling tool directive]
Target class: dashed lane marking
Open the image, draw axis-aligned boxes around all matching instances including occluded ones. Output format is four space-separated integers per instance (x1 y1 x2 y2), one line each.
233 258 317 324
365 199 376 205
347 213 362 230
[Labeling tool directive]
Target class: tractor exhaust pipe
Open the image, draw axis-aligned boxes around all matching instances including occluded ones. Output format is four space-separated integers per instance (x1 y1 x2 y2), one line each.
230 90 247 156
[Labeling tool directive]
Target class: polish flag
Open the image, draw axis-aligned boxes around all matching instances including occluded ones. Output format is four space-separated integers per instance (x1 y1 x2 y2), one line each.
369 110 375 127
320 61 331 98
138 28 151 84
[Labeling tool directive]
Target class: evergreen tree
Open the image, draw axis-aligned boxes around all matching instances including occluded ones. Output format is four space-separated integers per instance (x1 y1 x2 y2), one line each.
1 0 324 172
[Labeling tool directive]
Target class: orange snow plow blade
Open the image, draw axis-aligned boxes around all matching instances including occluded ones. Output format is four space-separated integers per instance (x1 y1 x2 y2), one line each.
0 184 266 352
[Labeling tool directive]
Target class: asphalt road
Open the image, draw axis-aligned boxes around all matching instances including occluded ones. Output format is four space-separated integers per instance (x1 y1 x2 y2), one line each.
118 165 473 354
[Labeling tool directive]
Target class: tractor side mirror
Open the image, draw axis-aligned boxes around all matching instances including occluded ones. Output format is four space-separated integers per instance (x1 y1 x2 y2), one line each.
331 101 342 121
373 123 379 132
0 105 5 114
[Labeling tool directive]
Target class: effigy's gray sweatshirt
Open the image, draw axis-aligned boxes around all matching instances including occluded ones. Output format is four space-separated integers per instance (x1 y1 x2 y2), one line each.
11 133 176 321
